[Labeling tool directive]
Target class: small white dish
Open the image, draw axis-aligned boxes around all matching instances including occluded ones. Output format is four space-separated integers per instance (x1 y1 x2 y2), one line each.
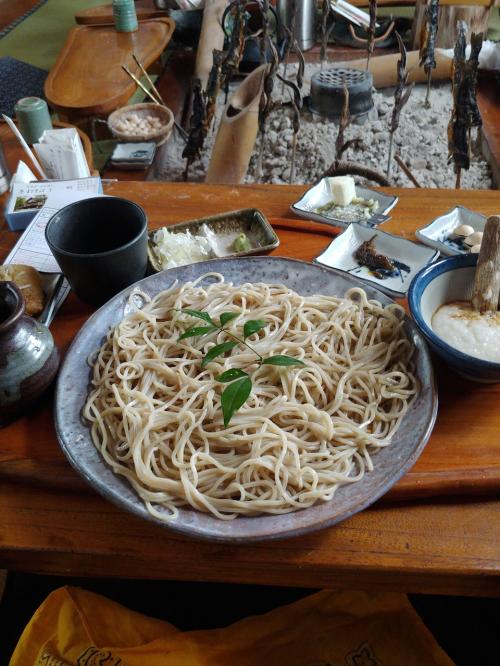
415 206 487 256
315 223 439 298
291 178 398 229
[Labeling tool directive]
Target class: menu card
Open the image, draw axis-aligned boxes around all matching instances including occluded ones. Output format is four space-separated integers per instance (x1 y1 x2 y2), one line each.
4 183 104 318
5 176 102 231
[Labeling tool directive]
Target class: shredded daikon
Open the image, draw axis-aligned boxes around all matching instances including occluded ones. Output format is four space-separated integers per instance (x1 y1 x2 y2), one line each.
151 228 213 269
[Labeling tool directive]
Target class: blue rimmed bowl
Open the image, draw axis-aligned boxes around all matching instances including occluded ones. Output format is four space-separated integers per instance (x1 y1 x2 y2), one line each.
408 253 500 383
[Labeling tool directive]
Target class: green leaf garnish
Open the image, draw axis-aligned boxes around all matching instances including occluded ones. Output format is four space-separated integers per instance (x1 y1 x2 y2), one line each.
182 309 215 325
217 369 249 383
181 310 304 424
221 376 252 427
179 325 217 340
243 319 266 339
201 341 238 368
219 311 239 327
262 355 306 367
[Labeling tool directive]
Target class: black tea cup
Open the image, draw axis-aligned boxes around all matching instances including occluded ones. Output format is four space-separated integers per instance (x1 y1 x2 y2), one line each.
45 196 148 307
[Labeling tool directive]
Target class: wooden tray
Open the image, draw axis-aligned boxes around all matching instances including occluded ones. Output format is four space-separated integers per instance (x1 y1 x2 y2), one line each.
44 18 175 118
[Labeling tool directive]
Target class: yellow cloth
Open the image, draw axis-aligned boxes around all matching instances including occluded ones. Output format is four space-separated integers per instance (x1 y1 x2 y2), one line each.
10 586 455 666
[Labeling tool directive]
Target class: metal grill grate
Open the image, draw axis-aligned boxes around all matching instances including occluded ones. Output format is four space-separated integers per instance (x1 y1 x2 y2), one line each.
316 68 369 88
309 67 374 120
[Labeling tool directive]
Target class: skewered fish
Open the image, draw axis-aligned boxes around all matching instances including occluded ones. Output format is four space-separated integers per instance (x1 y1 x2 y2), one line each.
183 78 206 180
387 32 414 179
419 0 439 108
447 23 483 187
367 0 377 70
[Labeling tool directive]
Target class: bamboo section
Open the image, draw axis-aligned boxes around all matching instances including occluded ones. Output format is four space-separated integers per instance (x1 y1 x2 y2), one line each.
342 49 453 88
472 216 500 313
206 65 267 184
194 0 228 91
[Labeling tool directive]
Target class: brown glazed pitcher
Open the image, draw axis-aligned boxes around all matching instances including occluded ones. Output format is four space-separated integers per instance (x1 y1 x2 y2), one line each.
0 281 59 426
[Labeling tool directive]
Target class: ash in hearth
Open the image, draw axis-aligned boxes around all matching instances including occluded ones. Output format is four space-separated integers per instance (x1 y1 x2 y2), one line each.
152 65 492 190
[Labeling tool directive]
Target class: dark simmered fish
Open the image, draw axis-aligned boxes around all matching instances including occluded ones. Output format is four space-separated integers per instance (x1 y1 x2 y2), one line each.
354 235 394 272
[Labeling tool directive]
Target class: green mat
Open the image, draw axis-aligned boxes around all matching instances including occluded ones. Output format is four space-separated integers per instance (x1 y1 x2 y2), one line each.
0 0 106 71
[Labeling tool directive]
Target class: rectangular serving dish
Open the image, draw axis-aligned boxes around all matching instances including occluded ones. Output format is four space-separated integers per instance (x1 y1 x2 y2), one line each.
148 208 279 272
314 223 439 298
415 206 487 256
291 178 398 229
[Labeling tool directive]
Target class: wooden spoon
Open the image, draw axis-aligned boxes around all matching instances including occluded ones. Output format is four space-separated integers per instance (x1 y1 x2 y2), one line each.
472 215 500 313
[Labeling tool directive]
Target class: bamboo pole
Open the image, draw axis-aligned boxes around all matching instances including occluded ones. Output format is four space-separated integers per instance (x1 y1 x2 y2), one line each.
195 0 228 91
472 216 500 313
341 50 453 88
206 65 267 184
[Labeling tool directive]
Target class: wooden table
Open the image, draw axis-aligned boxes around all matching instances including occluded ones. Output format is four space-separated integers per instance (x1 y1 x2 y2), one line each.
1 182 500 597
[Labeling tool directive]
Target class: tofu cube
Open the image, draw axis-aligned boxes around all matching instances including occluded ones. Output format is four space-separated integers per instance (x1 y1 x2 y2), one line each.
328 176 356 206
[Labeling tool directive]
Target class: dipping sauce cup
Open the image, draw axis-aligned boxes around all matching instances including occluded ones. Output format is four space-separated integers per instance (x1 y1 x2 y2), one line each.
45 196 148 307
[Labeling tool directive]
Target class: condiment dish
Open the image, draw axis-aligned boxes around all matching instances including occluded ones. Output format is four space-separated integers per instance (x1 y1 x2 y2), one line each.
147 208 279 272
408 254 500 383
291 178 398 229
315 223 438 298
415 206 486 256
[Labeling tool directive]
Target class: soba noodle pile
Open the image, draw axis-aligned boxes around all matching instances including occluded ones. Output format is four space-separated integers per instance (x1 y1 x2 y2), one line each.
83 274 417 521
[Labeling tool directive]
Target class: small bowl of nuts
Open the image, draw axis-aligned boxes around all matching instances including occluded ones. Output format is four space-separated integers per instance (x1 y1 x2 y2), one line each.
107 103 174 145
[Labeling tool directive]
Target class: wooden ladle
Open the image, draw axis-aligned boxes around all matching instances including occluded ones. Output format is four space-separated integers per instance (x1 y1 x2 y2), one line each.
472 215 500 313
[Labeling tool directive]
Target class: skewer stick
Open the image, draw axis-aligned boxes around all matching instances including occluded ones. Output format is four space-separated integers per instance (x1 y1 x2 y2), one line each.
472 215 500 313
132 53 164 105
290 132 297 184
424 70 432 109
122 65 161 105
394 154 421 188
386 132 394 179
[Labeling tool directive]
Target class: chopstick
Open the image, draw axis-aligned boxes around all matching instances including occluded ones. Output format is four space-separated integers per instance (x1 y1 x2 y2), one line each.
132 53 164 105
121 64 188 142
121 65 161 106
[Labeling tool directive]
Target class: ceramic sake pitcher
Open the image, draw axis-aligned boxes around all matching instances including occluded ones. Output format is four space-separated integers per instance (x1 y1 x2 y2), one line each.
0 281 59 426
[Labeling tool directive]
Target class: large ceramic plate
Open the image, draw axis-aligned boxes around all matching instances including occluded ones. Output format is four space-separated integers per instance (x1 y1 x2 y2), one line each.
54 257 437 542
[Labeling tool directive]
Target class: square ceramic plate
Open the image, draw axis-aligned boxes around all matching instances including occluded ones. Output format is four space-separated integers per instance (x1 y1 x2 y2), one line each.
291 178 398 229
314 223 439 298
148 208 279 272
415 206 487 256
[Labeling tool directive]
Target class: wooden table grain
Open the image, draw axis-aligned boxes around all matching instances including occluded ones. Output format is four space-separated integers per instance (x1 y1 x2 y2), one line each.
1 182 500 596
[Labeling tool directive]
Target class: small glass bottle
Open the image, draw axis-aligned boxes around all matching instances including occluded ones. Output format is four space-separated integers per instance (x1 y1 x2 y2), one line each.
112 0 138 33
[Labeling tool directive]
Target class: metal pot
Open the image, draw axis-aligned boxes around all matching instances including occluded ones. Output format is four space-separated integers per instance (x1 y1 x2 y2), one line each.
277 0 316 52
